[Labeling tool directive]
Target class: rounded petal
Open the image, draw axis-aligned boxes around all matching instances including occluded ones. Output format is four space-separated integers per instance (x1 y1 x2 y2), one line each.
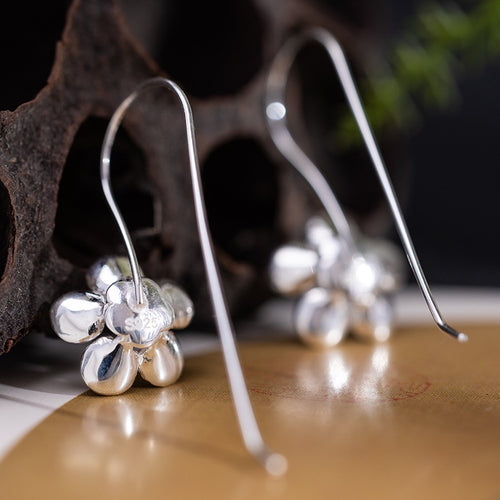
139 332 183 386
81 336 137 395
294 288 349 349
50 292 105 344
304 218 346 290
363 239 405 294
269 244 318 296
105 278 174 348
86 256 141 295
351 295 394 343
341 255 381 307
159 281 194 329
304 217 336 249
315 242 346 290
305 217 350 289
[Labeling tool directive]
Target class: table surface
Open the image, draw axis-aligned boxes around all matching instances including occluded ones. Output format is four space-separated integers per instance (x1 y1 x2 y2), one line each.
1 287 500 499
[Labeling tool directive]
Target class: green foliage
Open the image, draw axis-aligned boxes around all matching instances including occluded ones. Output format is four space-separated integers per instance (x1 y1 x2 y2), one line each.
336 0 500 148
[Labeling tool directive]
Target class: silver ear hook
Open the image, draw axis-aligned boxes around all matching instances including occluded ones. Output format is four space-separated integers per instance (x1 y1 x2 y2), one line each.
265 27 467 342
101 77 287 475
101 102 145 305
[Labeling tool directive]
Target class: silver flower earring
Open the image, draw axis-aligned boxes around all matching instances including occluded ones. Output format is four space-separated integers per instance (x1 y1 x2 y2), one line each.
265 27 467 347
51 77 286 475
51 255 191 394
270 216 405 347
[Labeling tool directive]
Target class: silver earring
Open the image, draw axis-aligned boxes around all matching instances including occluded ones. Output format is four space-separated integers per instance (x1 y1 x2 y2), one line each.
265 27 467 347
51 78 286 475
51 255 191 394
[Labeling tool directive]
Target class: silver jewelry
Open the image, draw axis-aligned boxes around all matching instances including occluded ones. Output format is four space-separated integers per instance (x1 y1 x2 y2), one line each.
51 78 286 475
271 216 405 347
51 256 191 394
265 27 467 345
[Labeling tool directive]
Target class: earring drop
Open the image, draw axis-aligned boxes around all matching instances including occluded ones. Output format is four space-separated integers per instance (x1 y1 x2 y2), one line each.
51 256 191 394
271 216 405 347
265 27 467 346
52 78 286 475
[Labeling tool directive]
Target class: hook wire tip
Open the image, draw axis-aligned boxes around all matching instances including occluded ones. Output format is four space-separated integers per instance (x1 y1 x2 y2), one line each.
440 322 468 342
253 445 288 476
262 451 288 476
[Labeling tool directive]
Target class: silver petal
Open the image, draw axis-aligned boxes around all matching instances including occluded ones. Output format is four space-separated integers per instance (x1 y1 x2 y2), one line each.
341 255 382 308
303 218 348 290
363 239 405 294
105 278 174 348
81 336 137 395
294 288 349 349
351 295 394 343
159 281 194 329
139 332 184 386
50 291 105 344
86 256 140 295
269 244 318 296
304 217 336 249
315 242 346 290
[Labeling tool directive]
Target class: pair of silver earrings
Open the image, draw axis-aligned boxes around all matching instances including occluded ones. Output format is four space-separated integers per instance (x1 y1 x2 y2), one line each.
49 27 466 475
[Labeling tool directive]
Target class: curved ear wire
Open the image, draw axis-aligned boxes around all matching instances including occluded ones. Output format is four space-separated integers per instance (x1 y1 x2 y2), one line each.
100 77 287 475
265 27 467 342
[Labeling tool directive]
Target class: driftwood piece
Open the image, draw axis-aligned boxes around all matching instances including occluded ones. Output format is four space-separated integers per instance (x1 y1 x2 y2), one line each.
0 0 393 354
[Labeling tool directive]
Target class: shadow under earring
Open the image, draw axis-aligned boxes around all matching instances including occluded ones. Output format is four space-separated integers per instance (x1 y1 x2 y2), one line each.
52 78 286 475
265 27 467 347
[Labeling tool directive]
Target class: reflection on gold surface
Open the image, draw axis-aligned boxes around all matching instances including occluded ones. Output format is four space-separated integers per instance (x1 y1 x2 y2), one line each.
247 340 427 410
294 345 391 402
2 326 500 499
61 392 174 484
65 344 395 483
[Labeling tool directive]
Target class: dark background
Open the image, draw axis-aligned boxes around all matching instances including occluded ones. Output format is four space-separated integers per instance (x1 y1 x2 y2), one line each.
387 1 500 286
406 63 500 286
1 0 499 287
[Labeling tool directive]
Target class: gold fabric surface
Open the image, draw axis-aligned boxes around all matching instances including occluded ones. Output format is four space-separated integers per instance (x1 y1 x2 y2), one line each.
1 325 500 499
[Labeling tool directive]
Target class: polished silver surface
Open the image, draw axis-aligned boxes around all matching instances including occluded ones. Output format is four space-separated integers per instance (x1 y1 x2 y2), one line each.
295 288 349 348
351 295 393 343
305 216 341 251
53 83 204 403
105 278 174 348
265 26 467 342
81 336 137 396
139 332 183 386
102 117 144 305
306 218 346 291
340 255 382 308
50 292 105 344
53 260 188 396
273 215 401 345
101 77 286 475
269 244 319 296
86 256 137 295
362 238 406 295
160 282 194 329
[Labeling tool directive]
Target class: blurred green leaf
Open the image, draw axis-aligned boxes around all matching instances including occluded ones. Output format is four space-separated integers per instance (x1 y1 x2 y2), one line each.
336 0 500 149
